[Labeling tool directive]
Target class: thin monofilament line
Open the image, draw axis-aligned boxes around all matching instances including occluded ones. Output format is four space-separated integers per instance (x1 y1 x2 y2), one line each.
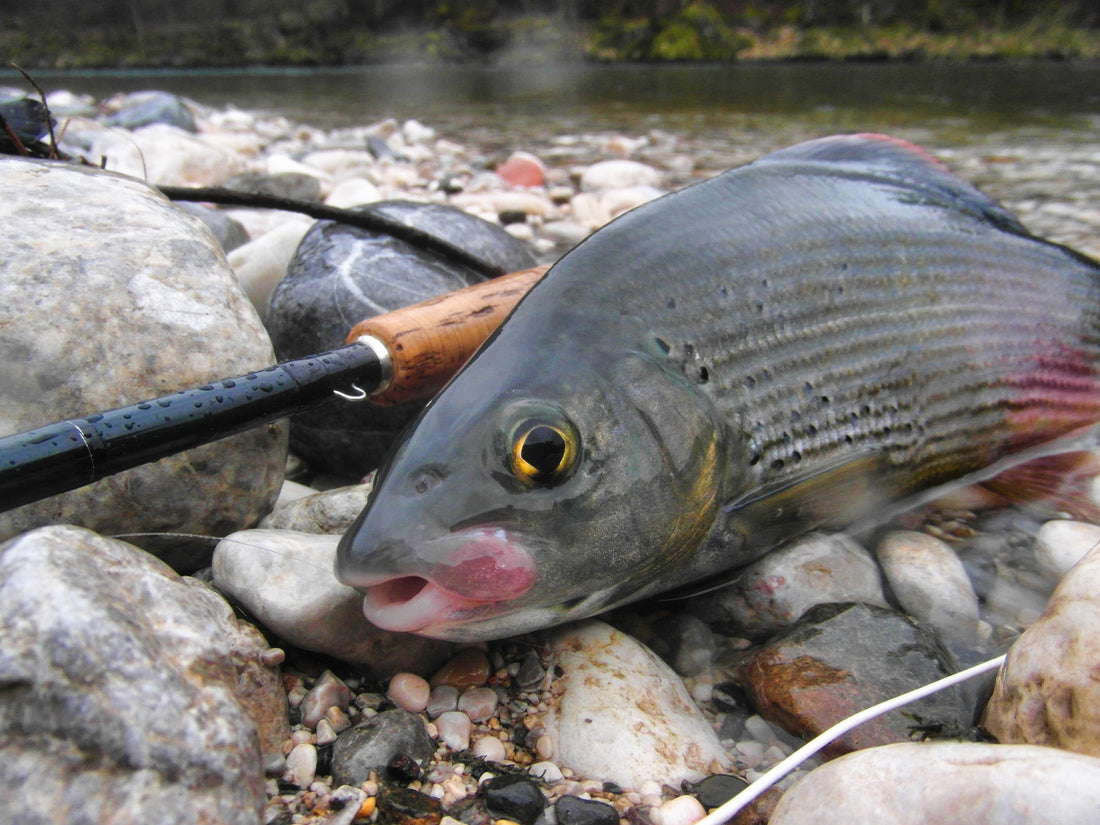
695 653 1008 825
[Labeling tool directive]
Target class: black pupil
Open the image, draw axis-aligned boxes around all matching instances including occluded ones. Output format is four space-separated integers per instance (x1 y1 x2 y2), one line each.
521 426 566 477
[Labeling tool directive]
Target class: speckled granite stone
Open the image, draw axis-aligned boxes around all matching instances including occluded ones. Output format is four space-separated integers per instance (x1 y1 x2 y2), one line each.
0 157 286 569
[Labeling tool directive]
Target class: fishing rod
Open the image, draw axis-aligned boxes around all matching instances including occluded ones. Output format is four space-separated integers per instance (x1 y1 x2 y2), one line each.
0 266 546 513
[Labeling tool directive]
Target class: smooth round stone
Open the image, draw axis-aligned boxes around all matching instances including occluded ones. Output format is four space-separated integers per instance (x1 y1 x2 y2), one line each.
1033 519 1100 579
528 761 563 783
875 530 980 639
554 795 619 825
431 648 492 689
301 670 354 728
580 159 660 191
496 151 546 187
651 795 706 825
264 200 535 476
436 711 472 751
426 685 460 719
228 219 313 312
330 710 435 787
457 687 498 723
481 775 546 825
472 735 506 762
105 90 197 131
769 742 1100 824
388 673 431 713
691 774 749 809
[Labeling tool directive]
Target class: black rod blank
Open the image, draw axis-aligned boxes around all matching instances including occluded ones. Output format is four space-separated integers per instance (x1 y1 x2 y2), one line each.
0 342 384 512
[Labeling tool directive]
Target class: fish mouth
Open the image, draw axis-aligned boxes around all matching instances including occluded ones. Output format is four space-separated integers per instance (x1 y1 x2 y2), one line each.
355 527 538 635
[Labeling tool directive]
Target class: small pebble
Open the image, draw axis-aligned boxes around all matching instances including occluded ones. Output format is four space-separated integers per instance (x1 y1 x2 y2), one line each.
691 774 749 809
261 647 286 667
316 718 338 746
473 735 507 762
285 743 318 789
436 711 473 751
432 647 492 689
529 761 564 783
481 774 547 825
651 795 706 825
535 735 555 760
1034 519 1100 578
427 685 461 718
389 672 432 713
301 670 353 728
554 794 620 825
458 686 499 722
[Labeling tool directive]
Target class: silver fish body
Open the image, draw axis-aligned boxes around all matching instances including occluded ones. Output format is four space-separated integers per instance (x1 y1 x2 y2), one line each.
336 134 1100 641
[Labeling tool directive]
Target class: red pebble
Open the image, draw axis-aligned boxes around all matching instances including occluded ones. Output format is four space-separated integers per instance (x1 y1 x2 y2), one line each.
496 151 545 187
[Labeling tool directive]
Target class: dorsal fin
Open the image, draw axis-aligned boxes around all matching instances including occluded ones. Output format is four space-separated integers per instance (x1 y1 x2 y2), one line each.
755 133 1030 235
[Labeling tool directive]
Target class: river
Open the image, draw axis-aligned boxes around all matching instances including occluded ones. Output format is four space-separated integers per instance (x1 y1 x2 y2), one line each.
28 61 1100 150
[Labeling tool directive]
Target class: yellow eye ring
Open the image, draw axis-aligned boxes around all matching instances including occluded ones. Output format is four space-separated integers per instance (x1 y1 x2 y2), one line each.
511 421 577 486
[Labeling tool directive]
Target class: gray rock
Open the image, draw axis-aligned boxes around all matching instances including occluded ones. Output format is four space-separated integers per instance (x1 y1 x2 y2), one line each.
105 90 198 132
224 170 323 203
769 742 1100 824
541 621 730 791
0 525 289 825
174 201 250 252
737 602 969 756
264 200 535 476
259 482 373 533
213 528 452 675
330 709 434 787
690 532 888 638
983 543 1100 757
0 157 286 570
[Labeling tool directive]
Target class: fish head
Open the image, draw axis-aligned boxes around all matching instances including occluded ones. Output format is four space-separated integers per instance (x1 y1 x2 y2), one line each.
336 334 734 641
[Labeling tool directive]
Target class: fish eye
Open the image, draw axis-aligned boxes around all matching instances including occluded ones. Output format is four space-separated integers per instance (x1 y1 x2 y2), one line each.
510 419 578 487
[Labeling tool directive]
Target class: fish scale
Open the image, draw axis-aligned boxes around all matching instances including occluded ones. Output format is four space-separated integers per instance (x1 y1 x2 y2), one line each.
338 134 1100 641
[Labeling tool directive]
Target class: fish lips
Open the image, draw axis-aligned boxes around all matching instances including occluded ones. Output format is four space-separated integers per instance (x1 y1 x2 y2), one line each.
343 526 539 635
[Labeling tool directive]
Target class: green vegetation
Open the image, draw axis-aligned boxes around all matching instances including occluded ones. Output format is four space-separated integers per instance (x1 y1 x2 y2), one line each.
0 0 1096 68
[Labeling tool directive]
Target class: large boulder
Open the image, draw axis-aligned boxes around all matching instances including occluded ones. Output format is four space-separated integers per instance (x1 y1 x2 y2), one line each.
0 157 286 570
0 525 288 825
265 200 535 476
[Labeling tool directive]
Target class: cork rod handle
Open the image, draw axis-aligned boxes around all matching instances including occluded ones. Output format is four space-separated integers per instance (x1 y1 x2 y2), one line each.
346 265 549 406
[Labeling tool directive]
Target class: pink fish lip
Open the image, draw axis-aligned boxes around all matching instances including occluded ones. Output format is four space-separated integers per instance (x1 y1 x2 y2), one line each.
357 526 537 634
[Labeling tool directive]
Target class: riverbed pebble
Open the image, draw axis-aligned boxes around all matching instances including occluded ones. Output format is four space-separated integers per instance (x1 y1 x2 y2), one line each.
1032 517 1100 579
389 673 432 713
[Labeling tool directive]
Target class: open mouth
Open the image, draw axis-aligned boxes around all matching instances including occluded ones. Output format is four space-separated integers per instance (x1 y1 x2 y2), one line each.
357 527 538 634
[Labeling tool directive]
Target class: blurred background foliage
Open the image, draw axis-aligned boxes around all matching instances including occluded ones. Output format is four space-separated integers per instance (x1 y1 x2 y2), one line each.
0 0 1096 68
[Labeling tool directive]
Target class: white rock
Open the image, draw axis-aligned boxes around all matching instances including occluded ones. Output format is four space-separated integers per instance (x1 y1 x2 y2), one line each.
529 761 563 783
92 123 248 186
266 152 334 188
693 533 888 635
450 190 555 218
600 185 665 216
651 795 706 825
472 736 507 762
569 192 611 229
769 742 1100 824
403 119 436 144
285 743 318 788
541 621 730 791
436 711 472 751
212 528 450 674
325 177 383 209
229 220 313 312
541 219 592 245
302 148 376 176
1033 518 1100 579
580 159 660 191
260 482 373 533
875 530 980 639
983 543 1100 757
275 479 319 508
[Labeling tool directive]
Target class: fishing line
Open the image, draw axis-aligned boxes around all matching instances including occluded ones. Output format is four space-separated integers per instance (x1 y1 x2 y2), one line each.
694 653 1007 825
109 531 339 576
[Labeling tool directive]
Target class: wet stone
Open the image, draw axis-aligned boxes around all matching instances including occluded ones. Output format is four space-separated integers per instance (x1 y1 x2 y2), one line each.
432 647 493 689
377 787 443 825
736 602 969 756
480 774 547 825
427 685 460 718
301 670 354 728
330 709 434 787
554 795 620 825
388 752 423 782
389 673 431 713
691 774 750 810
457 686 499 723
515 652 546 690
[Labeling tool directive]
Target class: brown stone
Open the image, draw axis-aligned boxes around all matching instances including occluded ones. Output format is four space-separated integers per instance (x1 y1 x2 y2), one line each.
430 646 492 689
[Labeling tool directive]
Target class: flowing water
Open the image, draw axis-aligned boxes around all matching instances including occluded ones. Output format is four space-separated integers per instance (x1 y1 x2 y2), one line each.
27 60 1100 149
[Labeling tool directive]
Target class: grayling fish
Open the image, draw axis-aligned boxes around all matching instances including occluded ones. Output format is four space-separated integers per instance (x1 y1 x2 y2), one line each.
335 133 1100 641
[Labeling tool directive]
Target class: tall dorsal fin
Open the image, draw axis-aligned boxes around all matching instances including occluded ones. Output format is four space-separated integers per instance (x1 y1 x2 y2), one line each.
754 133 1030 235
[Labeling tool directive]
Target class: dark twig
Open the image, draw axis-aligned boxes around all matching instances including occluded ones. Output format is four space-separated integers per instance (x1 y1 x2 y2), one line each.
0 111 29 155
158 185 506 279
